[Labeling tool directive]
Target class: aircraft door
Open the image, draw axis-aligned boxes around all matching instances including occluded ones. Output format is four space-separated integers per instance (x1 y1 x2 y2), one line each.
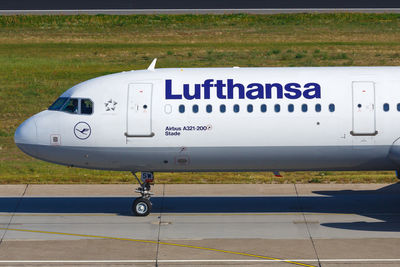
126 83 153 137
351 81 377 136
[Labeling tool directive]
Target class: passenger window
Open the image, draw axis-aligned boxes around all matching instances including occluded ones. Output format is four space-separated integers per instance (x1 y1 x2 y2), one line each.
397 103 400 112
274 104 280 113
61 98 79 114
48 97 68 111
247 104 253 113
179 105 185 113
329 104 335 112
192 104 199 113
233 104 240 113
301 104 308 112
260 104 267 113
206 104 212 113
81 99 93 115
315 104 321 112
164 104 172 114
288 104 294 113
383 103 390 112
220 104 226 113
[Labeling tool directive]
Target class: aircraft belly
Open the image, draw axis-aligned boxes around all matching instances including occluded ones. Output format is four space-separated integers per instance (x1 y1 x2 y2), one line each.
24 144 396 172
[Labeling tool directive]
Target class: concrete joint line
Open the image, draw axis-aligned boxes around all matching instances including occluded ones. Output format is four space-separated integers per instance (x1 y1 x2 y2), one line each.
0 184 29 246
294 183 321 267
155 183 166 267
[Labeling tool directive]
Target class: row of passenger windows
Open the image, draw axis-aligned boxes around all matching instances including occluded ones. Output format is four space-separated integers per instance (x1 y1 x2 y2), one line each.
383 103 400 112
48 97 93 115
178 103 336 113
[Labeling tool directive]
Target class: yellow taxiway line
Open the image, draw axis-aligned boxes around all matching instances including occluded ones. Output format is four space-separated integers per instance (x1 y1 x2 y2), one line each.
0 227 316 267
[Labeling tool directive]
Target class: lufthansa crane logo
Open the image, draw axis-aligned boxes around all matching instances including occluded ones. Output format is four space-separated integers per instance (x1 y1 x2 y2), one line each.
74 122 91 140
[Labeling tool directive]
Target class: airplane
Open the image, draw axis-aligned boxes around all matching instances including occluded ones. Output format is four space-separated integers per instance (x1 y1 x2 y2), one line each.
14 58 400 216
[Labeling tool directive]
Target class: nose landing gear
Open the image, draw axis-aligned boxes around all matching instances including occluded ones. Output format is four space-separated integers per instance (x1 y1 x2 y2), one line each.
131 171 154 216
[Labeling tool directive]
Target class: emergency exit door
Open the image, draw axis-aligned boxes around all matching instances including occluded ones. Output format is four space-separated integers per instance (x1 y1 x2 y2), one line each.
351 81 376 135
126 83 153 137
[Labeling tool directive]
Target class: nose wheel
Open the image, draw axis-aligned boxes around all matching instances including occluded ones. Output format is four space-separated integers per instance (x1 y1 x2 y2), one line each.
131 171 154 216
132 197 152 216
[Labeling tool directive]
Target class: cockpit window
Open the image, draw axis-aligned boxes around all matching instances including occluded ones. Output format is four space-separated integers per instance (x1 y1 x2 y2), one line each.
81 99 93 114
61 98 79 114
48 97 68 111
48 97 93 115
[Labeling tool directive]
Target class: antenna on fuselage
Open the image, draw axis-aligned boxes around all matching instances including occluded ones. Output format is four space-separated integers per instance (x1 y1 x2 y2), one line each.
147 58 157 71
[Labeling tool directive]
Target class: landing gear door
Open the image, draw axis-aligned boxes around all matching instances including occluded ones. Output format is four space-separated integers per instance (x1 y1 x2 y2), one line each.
126 83 153 137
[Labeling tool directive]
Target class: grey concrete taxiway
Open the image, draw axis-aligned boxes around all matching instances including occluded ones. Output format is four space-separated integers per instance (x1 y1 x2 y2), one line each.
0 183 399 266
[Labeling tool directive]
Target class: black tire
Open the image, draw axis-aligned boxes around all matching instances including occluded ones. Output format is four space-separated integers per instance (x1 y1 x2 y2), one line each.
132 197 152 216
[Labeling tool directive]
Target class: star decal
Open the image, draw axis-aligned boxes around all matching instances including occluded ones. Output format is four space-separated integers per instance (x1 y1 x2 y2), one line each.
105 99 117 111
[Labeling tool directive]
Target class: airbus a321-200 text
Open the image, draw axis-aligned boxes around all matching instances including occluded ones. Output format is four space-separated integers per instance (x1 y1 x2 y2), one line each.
14 59 400 216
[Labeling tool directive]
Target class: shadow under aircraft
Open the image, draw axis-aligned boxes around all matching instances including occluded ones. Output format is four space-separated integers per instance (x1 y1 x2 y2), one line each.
312 182 400 232
0 183 399 232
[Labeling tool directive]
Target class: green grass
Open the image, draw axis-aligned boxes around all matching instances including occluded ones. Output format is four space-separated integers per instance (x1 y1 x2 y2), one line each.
1 14 400 184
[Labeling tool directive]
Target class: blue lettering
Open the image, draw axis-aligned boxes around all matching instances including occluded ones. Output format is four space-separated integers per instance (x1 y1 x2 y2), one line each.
284 83 302 99
215 80 227 99
246 83 264 99
183 84 201 100
202 79 214 99
165 79 321 100
303 83 321 99
265 83 283 99
165 80 182 99
227 79 245 99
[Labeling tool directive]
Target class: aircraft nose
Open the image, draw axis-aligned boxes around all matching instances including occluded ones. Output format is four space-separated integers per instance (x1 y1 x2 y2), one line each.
14 116 38 156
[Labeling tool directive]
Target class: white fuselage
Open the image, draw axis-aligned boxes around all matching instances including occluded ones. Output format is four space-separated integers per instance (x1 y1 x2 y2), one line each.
14 66 400 172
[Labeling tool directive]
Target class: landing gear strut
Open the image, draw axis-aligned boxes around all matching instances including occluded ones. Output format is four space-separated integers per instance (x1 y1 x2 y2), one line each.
131 171 154 216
